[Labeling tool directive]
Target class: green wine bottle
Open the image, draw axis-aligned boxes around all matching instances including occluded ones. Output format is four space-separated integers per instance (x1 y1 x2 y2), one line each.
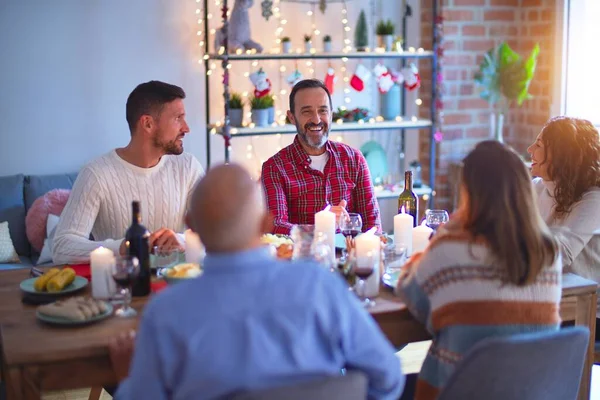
398 171 418 227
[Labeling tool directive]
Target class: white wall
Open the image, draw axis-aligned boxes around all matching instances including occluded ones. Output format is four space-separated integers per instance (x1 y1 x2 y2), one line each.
0 0 207 176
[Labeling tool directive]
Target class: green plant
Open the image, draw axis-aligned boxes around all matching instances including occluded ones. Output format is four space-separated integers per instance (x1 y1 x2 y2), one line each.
262 95 275 108
474 41 540 112
281 36 290 43
323 35 332 43
250 95 271 110
376 20 395 36
354 10 368 50
304 34 312 43
228 93 244 109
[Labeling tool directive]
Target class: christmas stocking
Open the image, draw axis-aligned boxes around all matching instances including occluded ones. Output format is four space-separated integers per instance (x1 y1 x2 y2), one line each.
401 64 421 91
350 63 371 92
324 67 336 94
249 69 272 98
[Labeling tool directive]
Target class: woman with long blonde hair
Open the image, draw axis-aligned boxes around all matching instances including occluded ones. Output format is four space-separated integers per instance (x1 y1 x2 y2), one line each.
396 141 561 400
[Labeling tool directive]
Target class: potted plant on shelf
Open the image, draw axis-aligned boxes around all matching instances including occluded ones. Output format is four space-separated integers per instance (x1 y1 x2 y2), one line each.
354 10 368 52
323 35 333 53
474 41 540 143
376 20 395 51
228 92 244 127
250 95 271 127
281 36 291 54
303 34 313 53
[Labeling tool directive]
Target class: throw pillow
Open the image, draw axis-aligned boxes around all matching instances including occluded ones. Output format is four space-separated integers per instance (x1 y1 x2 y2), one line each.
37 214 60 265
0 221 20 263
25 189 70 252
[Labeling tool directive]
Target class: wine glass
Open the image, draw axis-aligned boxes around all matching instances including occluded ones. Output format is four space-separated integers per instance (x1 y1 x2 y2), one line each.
425 209 450 232
340 213 363 238
111 256 140 318
310 232 335 272
352 251 377 308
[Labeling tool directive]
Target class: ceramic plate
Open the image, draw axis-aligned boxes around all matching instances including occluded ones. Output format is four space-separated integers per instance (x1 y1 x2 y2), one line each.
160 263 203 284
36 302 113 326
382 270 400 289
20 276 88 296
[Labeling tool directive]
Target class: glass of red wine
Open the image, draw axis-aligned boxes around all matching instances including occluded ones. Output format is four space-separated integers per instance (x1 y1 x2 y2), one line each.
341 213 363 238
425 209 450 232
353 251 377 308
112 256 140 318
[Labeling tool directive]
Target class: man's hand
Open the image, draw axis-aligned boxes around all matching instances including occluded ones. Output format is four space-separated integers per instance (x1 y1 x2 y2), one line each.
330 200 349 229
149 228 183 253
108 330 136 382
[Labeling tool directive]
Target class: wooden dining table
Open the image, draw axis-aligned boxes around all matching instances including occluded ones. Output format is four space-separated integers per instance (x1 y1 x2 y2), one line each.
0 268 596 400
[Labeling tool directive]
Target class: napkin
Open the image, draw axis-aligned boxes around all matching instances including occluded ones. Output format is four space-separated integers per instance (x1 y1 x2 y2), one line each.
151 280 167 293
68 264 91 281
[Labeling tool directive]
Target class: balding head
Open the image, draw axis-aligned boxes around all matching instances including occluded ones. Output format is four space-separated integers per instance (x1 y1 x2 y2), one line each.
186 164 270 253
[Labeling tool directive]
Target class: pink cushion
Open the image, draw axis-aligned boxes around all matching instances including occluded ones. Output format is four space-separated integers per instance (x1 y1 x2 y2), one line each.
25 189 70 252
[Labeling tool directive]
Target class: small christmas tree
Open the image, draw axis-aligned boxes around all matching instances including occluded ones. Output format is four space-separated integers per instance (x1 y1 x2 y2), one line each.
354 10 368 51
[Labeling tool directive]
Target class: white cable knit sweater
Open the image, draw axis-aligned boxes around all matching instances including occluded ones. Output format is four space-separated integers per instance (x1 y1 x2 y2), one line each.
53 150 204 264
533 177 600 316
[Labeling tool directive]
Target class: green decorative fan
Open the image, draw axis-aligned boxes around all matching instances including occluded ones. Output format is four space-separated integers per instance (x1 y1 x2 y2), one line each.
360 140 388 186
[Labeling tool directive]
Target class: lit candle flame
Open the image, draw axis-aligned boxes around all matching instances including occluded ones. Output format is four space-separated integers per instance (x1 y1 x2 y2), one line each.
323 205 331 212
401 206 406 214
366 227 377 235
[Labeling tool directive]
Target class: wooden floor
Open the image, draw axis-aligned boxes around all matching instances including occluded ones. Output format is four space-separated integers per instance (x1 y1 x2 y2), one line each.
39 340 600 400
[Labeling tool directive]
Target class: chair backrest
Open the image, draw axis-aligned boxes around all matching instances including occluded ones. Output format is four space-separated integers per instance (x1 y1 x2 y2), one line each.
438 327 589 400
228 371 368 400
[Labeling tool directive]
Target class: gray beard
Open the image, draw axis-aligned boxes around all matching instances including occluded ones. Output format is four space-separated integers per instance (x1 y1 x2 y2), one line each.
296 123 329 150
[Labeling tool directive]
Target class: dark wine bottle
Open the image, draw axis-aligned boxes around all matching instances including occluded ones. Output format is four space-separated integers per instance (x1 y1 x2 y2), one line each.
127 201 151 297
398 171 418 227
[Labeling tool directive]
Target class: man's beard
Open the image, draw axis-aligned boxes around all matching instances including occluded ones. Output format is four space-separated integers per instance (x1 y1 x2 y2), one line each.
153 133 184 155
296 121 329 150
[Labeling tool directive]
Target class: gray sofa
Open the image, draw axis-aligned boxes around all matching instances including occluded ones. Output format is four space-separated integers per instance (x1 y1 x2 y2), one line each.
0 172 77 270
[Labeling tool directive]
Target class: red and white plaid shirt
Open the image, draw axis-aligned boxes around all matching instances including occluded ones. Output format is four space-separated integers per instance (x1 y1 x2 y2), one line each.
261 136 382 235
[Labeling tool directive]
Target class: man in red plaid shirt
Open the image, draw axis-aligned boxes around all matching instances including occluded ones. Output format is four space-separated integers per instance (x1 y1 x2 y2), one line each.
261 79 382 235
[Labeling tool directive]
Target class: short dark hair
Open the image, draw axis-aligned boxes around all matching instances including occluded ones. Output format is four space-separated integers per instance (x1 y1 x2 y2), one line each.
289 79 333 114
125 80 186 133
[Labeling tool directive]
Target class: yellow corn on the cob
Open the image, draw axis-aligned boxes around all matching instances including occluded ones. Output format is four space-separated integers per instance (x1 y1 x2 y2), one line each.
46 268 76 292
33 268 61 292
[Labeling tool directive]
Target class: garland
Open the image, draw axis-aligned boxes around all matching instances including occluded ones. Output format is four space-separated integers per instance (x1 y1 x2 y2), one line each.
433 13 444 143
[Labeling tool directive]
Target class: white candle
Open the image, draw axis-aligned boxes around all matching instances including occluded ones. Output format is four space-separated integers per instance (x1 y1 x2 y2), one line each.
185 229 205 264
394 206 413 256
412 221 433 254
90 246 116 299
355 232 381 297
314 206 336 263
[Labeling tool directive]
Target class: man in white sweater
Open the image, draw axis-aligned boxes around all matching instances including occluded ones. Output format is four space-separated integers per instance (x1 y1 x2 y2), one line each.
53 81 204 265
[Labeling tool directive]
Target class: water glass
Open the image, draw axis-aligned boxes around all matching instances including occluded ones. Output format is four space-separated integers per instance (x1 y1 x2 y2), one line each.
310 232 335 272
290 224 315 260
425 209 450 232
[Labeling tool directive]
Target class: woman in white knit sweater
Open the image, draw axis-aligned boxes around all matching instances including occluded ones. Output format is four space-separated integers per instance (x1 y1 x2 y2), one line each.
528 116 600 320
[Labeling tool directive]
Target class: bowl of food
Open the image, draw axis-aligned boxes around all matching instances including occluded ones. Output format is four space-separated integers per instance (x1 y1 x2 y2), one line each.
160 263 202 284
261 234 294 260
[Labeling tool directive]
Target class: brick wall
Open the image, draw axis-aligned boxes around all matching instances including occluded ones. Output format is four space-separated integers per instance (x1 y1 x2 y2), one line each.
419 0 558 210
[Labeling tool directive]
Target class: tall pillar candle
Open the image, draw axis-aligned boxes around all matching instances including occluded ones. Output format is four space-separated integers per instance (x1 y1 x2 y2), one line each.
90 247 116 299
314 207 336 263
412 221 433 254
185 229 205 264
354 232 381 297
394 207 413 256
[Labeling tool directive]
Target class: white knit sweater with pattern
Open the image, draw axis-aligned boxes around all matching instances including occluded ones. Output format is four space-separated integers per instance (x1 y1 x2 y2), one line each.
53 150 204 264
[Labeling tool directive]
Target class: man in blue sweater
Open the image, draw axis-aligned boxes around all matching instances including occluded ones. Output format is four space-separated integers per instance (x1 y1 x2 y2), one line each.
110 163 404 399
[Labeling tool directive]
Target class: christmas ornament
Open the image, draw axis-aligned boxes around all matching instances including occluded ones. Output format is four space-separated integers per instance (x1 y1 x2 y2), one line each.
261 0 273 20
350 63 371 92
373 63 395 94
324 67 337 94
249 68 272 98
401 64 421 91
287 69 303 87
319 0 327 13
